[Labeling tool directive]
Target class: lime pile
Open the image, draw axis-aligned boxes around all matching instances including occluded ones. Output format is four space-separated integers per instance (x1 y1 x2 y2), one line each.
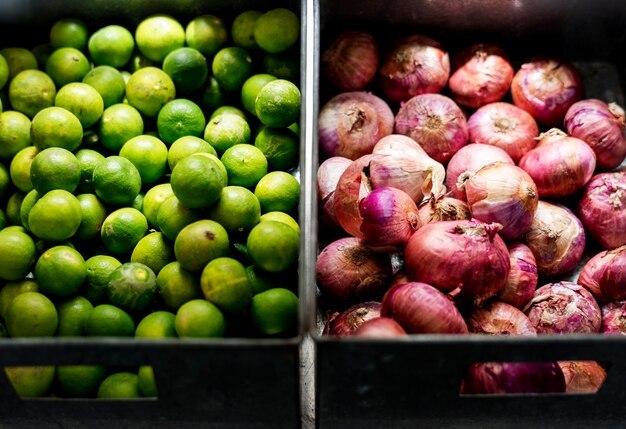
0 8 301 399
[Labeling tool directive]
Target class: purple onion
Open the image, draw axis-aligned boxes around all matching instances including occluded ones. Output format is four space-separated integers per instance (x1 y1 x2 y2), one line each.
498 243 538 309
599 245 626 301
317 156 352 227
558 361 607 393
461 362 565 394
467 301 536 336
352 317 408 338
577 249 615 303
323 301 382 336
601 300 626 334
321 31 379 92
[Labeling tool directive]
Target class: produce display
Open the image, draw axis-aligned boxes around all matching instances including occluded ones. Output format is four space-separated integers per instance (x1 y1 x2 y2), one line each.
317 30 626 394
0 7 301 399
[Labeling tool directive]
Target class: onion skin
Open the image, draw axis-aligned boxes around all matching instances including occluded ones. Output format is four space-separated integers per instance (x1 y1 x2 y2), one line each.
462 162 538 240
523 282 602 334
498 243 538 309
599 245 626 301
446 143 514 201
381 282 469 334
577 249 614 304
565 99 626 171
577 172 626 250
317 156 352 226
321 31 379 92
518 128 596 199
511 58 584 127
467 102 539 163
448 44 514 109
323 301 382 336
395 93 469 164
404 220 510 307
316 237 392 307
318 91 394 160
601 300 626 334
379 34 450 104
417 195 471 225
467 301 537 336
461 362 565 394
558 361 607 393
352 317 408 338
522 201 586 277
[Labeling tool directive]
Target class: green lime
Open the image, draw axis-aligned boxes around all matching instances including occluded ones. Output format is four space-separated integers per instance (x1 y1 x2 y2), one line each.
45 47 90 87
30 106 83 151
34 245 86 297
200 257 252 313
209 105 247 121
8 70 56 118
76 193 108 241
56 295 94 336
157 98 206 145
200 76 225 113
250 287 298 335
141 183 174 228
0 111 32 159
175 299 226 338
50 18 88 50
135 310 177 338
130 231 174 275
9 146 37 192
19 189 40 231
55 82 104 129
167 136 216 170
185 15 228 56
211 46 253 93
82 65 126 108
0 53 8 89
75 149 105 193
254 171 300 214
83 255 122 304
5 291 58 337
99 103 144 152
30 147 81 193
203 113 251 155
156 261 202 310
208 186 260 233
259 211 300 235
101 207 148 256
119 134 168 185
85 304 135 337
156 195 204 242
0 279 38 321
231 10 263 50
56 365 107 397
0 47 37 81
245 264 298 295
107 262 157 312
262 53 299 81
173 219 230 272
32 44 53 70
28 189 82 241
254 126 299 171
246 220 299 273
241 73 277 115
137 366 158 397
5 366 55 398
88 25 135 68
0 229 37 281
135 15 186 62
92 156 142 206
97 372 141 398
255 79 301 128
125 66 176 118
253 8 300 54
162 47 208 95
170 153 226 209
5 191 26 226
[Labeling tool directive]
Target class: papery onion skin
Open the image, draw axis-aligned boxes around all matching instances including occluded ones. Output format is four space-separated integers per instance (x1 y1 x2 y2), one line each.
381 282 469 334
565 99 626 171
316 237 392 307
417 195 471 225
323 301 382 336
461 362 566 394
352 317 408 338
379 34 450 104
448 44 514 109
404 220 510 307
511 58 584 127
523 282 602 334
395 93 469 164
321 31 379 92
498 243 538 309
577 249 614 304
601 300 626 334
558 361 607 393
462 162 538 240
317 156 352 226
467 102 539 163
518 128 596 199
318 91 394 160
467 301 537 336
577 172 626 250
599 245 626 302
522 201 586 276
446 143 514 201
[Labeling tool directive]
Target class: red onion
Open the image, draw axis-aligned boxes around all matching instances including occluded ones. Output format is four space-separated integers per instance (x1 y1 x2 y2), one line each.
467 102 539 163
417 195 471 225
558 361 607 393
352 317 408 338
523 282 602 334
317 156 352 226
404 219 510 306
322 301 381 336
318 91 394 160
321 31 379 92
565 99 626 171
577 249 614 303
467 301 536 335
522 201 586 277
448 43 514 109
518 129 596 199
395 93 469 164
577 172 626 249
378 34 450 104
461 362 565 394
601 300 626 334
381 282 468 334
461 162 538 240
445 143 514 201
316 237 392 306
599 245 626 301
511 58 584 127
498 243 538 309
358 186 421 252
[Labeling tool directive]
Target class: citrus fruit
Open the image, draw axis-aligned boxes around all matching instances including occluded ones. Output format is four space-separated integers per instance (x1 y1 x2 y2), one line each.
156 195 204 242
135 310 177 338
30 106 83 151
82 65 126 108
0 111 32 159
132 192 145 211
208 186 261 233
259 211 300 235
241 73 277 115
162 47 208 95
50 18 88 50
173 219 230 272
254 79 301 128
200 257 252 313
254 126 299 171
55 82 104 128
203 113 251 155
28 189 82 241
185 15 228 56
200 76 225 113
119 134 168 184
0 53 9 89
5 191 26 226
137 366 158 397
45 47 90 87
245 264 297 295
211 46 253 92
231 10 263 50
0 279 38 320
167 135 216 170
19 189 40 231
56 295 94 336
5 291 58 337
170 153 226 209
246 220 299 273
156 261 202 310
253 8 300 54
92 156 142 206
97 372 141 398
76 193 108 240
84 304 135 337
107 261 157 312
125 66 176 117
254 171 300 214
249 287 298 335
88 25 135 68
32 44 53 70
8 70 56 118
101 207 148 255
83 255 122 304
56 365 107 397
0 47 38 81
157 98 206 145
99 103 144 152
9 146 37 192
141 183 173 227
30 147 81 193
5 366 55 398
130 232 173 275
34 245 86 297
209 105 247 121
175 299 226 338
75 149 105 193
135 15 186 62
